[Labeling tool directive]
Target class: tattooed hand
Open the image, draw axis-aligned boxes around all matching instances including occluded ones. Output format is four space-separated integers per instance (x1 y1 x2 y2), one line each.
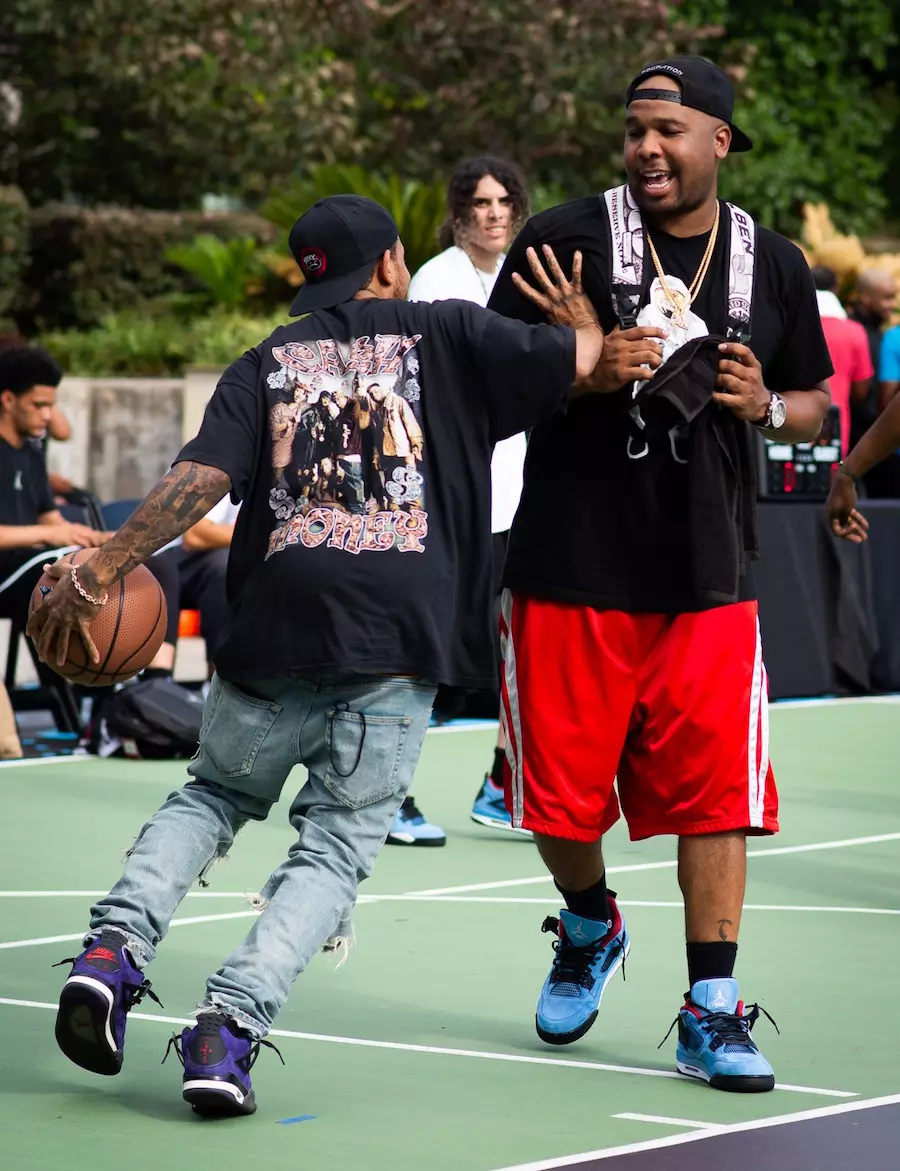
27 461 232 666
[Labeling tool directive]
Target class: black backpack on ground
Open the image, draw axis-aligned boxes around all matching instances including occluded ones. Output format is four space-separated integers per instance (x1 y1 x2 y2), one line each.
101 677 205 759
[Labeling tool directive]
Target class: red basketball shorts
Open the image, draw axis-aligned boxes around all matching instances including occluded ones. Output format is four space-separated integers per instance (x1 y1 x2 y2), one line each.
499 593 778 842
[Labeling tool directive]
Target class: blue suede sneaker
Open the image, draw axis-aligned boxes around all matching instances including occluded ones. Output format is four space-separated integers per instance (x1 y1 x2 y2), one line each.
674 978 777 1093
535 898 630 1045
165 1012 284 1117
55 929 161 1076
386 796 446 847
470 776 532 836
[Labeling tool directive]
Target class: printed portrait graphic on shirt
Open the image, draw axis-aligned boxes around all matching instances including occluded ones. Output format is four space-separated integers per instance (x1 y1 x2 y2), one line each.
264 334 427 558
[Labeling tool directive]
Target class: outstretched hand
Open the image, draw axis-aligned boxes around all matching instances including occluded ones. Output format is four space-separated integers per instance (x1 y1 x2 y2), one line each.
512 247 600 331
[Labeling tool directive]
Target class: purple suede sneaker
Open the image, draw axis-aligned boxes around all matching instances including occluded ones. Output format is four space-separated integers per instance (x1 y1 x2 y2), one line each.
165 1012 284 1118
54 929 161 1076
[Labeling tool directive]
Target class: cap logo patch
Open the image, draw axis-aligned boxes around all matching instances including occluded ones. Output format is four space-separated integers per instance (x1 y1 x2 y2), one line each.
301 248 327 277
643 63 683 77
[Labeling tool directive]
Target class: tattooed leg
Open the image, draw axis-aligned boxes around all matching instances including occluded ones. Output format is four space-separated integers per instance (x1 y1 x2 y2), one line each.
678 832 747 943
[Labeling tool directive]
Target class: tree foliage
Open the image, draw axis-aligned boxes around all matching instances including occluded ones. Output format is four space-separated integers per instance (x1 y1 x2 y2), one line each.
1 0 897 238
1 0 708 208
683 0 898 234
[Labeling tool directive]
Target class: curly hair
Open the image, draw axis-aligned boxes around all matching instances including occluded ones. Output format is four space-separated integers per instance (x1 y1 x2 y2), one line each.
438 156 530 252
0 344 63 398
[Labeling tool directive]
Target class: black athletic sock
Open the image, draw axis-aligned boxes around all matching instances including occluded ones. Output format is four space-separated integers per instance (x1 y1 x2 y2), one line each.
556 875 612 925
489 746 505 789
141 667 172 681
686 941 738 989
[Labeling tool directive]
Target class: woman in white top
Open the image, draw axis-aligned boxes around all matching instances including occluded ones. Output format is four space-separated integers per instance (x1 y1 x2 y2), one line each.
390 156 532 845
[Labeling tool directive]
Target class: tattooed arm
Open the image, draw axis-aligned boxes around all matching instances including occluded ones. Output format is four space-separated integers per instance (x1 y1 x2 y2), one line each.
26 461 232 667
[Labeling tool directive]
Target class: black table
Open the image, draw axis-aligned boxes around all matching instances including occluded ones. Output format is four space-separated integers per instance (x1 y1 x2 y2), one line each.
756 498 900 699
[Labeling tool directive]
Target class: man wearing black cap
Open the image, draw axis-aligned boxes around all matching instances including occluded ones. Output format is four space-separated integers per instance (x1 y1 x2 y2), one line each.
30 194 606 1117
489 57 833 1092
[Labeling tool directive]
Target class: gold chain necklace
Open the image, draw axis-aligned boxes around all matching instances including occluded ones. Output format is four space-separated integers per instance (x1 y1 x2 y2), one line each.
645 202 720 328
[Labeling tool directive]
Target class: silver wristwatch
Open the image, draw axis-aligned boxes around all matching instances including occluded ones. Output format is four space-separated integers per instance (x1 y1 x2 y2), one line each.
758 392 787 430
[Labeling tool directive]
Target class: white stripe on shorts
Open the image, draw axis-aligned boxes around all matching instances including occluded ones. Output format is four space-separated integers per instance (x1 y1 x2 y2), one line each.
499 589 525 827
747 615 765 828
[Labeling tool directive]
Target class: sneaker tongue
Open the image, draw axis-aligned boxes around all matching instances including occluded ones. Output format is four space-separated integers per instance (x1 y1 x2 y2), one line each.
690 977 739 1014
559 909 611 946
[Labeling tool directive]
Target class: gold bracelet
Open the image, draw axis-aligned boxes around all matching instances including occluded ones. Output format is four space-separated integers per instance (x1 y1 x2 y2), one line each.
71 565 109 606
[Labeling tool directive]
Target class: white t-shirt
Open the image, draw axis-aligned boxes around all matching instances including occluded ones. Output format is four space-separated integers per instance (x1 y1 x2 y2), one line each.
205 497 241 527
409 246 527 534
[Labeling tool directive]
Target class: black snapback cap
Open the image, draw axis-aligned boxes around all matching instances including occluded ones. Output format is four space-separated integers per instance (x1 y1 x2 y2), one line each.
288 195 400 315
626 56 753 153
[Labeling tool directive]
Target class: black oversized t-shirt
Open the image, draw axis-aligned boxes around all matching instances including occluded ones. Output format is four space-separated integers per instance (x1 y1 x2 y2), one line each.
0 436 56 579
176 297 574 686
489 196 834 613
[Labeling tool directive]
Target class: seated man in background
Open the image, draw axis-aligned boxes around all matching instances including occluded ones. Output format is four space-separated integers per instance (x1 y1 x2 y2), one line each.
0 346 107 622
0 335 74 498
143 497 238 681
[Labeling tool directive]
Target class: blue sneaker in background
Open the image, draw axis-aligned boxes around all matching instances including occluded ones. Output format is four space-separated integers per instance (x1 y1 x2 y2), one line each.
470 775 532 836
535 899 630 1045
55 929 161 1075
675 977 776 1093
386 796 446 847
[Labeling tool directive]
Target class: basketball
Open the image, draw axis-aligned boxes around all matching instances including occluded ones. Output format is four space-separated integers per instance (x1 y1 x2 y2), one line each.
29 549 168 687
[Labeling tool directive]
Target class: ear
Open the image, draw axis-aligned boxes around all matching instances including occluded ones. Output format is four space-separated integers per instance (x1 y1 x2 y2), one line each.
0 388 14 415
714 124 732 160
376 248 394 285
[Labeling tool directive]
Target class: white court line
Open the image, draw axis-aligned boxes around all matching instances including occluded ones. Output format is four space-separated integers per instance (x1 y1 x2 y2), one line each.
0 754 88 771
0 890 258 899
774 694 900 710
408 831 900 897
3 829 899 905
0 997 855 1098
490 1092 900 1171
0 909 258 951
362 896 900 916
612 1112 722 1130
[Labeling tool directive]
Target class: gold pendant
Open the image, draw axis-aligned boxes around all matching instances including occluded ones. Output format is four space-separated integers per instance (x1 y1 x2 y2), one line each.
663 287 689 328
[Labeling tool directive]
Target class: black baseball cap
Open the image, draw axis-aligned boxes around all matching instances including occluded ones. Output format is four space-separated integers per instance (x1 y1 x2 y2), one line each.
288 194 400 315
625 56 753 153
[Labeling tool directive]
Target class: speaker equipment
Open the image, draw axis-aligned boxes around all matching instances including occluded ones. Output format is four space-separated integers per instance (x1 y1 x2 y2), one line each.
756 405 841 501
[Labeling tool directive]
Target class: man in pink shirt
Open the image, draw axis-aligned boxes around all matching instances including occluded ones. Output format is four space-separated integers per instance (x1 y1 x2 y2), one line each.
812 267 874 456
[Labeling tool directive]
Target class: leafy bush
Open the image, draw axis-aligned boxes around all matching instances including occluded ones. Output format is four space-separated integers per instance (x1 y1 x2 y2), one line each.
15 205 278 334
166 235 266 313
41 309 288 377
0 187 29 324
262 164 447 279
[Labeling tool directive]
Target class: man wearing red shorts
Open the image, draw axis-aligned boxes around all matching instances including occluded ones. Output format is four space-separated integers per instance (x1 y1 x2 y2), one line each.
489 57 832 1092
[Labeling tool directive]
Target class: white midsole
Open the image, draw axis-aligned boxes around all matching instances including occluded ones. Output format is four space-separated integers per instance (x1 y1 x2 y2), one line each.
63 975 115 1053
183 1078 245 1103
677 1059 711 1083
469 812 532 837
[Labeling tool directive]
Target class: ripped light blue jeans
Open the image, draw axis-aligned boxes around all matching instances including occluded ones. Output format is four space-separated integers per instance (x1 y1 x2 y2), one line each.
88 673 435 1037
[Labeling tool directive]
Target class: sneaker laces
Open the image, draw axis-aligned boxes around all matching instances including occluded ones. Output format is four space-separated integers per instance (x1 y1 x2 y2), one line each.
540 916 625 993
51 954 163 1010
659 1001 779 1051
163 1025 285 1072
399 795 424 822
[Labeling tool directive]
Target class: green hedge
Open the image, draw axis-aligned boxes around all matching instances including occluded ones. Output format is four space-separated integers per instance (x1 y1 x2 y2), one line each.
15 205 278 334
0 187 30 325
41 309 288 378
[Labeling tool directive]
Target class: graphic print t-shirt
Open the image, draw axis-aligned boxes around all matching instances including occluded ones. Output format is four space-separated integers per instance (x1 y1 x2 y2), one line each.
489 196 834 614
176 298 574 686
0 437 56 580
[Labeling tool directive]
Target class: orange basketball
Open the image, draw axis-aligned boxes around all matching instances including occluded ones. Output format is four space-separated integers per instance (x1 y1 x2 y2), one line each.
29 549 168 687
